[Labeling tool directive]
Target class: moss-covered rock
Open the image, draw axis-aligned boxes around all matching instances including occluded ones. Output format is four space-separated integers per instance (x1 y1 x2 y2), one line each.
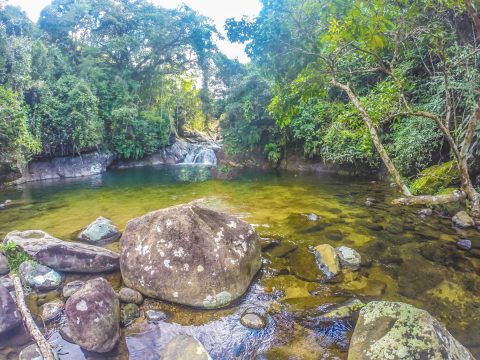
410 161 459 195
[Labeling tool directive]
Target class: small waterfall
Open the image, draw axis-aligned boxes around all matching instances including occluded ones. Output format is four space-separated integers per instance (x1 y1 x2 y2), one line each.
183 146 217 166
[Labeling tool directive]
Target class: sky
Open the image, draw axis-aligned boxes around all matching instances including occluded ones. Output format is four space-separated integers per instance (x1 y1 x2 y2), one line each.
6 0 261 62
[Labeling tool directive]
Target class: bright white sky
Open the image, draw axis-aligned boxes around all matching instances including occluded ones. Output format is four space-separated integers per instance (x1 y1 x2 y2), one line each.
5 0 262 62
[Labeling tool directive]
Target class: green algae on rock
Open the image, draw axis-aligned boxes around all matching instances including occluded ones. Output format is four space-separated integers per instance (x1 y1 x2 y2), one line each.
348 301 475 360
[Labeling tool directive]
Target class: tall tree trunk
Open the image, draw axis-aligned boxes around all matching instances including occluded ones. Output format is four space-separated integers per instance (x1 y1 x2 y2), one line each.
331 78 412 196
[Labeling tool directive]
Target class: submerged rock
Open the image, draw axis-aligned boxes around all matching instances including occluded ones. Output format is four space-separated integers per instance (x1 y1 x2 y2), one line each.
41 299 64 322
4 230 119 273
19 261 63 291
348 301 475 360
305 213 320 222
121 303 140 327
452 211 475 228
0 253 9 275
65 277 120 352
289 247 326 282
19 344 44 360
120 202 262 309
335 246 361 271
319 298 365 322
162 335 211 360
314 244 340 278
0 283 21 335
118 287 143 305
78 217 121 244
145 310 169 323
62 280 85 298
240 306 268 330
457 239 472 251
418 208 433 217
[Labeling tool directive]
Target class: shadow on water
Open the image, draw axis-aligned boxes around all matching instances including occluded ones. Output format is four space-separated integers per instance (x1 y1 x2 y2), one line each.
0 165 479 359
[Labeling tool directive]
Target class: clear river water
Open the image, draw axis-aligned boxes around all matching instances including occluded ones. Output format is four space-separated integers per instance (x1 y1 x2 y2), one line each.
0 165 479 359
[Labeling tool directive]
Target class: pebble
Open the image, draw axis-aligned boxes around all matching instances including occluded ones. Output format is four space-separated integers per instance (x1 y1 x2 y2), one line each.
118 287 143 305
456 239 472 251
62 280 85 298
41 299 64 322
305 213 320 222
418 208 433 217
145 310 168 323
240 306 267 330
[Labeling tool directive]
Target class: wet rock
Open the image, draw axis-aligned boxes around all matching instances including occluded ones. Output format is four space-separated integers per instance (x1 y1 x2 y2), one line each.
265 241 297 258
357 279 387 297
162 335 211 360
0 253 9 275
120 202 262 309
19 344 45 360
240 306 268 330
314 244 340 278
4 230 120 273
320 298 365 322
457 239 472 251
289 247 326 282
65 277 120 352
62 280 85 298
398 259 443 298
452 211 475 228
118 287 143 305
348 301 475 360
145 310 168 323
418 208 433 217
305 213 319 222
19 261 63 291
0 276 13 291
41 299 64 322
121 303 140 327
365 200 374 207
335 246 361 271
324 230 343 242
420 243 474 272
78 217 121 244
0 283 21 335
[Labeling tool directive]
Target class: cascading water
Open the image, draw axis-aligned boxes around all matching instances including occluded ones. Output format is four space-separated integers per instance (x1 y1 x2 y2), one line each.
183 146 217 166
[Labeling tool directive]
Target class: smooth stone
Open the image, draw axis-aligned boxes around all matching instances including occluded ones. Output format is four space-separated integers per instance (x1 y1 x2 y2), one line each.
19 261 63 291
0 253 9 275
78 216 121 244
305 213 319 222
162 335 211 360
289 247 327 282
365 200 374 207
120 201 262 309
319 298 365 321
0 283 21 335
348 301 475 360
62 280 85 298
65 277 120 352
0 276 13 291
41 299 64 322
457 239 472 251
240 306 268 329
145 310 168 323
335 246 361 271
418 208 433 217
4 230 120 273
121 303 140 327
19 344 44 360
118 287 143 305
314 244 340 278
452 211 475 228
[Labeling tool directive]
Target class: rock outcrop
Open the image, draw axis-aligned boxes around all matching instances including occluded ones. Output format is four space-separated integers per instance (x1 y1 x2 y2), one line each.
64 277 120 352
78 217 121 244
120 202 262 308
0 284 21 335
348 301 475 360
15 152 114 184
4 230 119 273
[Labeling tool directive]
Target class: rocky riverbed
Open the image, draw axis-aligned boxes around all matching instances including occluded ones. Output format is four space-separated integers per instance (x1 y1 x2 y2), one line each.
0 168 479 359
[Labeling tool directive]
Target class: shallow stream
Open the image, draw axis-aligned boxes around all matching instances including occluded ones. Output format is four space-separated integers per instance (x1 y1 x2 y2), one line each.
0 166 479 359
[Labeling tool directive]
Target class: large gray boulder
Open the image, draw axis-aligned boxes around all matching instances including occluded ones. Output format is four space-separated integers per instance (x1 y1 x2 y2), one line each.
14 152 114 184
120 202 262 309
348 301 475 360
64 277 120 352
4 230 119 273
0 283 21 334
78 217 121 244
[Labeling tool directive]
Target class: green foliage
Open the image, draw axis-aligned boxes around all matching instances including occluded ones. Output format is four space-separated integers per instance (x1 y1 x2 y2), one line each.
110 107 170 160
264 143 281 165
386 117 443 176
0 241 32 273
410 161 460 195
